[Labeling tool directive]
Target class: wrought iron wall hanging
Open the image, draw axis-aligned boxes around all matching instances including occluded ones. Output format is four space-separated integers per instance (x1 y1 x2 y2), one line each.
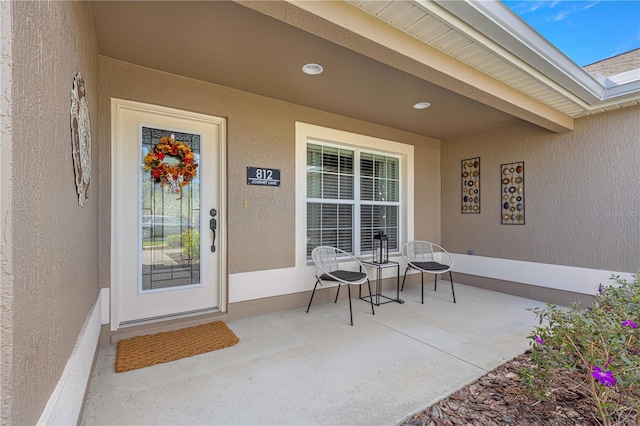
500 161 525 225
461 157 480 213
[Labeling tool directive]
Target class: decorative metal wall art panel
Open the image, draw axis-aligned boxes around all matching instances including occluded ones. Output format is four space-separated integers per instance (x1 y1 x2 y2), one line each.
501 161 525 225
461 157 480 213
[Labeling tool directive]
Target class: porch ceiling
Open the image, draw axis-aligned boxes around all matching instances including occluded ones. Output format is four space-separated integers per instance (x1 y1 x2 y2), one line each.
89 0 621 139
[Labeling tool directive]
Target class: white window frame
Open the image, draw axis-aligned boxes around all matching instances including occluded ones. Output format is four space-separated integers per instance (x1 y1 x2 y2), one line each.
296 122 414 267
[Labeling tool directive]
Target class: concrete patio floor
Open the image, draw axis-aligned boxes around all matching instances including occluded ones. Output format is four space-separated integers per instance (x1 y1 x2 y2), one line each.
81 282 547 425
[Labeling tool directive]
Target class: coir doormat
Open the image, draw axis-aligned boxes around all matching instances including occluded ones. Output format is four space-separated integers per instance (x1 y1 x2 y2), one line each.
116 321 239 373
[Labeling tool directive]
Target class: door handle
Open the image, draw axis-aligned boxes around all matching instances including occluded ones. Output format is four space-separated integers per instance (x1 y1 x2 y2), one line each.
209 208 217 253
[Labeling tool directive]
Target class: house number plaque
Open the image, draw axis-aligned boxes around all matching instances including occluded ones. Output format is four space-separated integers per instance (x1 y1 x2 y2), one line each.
247 167 281 186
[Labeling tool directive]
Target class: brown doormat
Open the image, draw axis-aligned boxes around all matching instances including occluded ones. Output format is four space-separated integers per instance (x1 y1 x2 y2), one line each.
116 321 239 373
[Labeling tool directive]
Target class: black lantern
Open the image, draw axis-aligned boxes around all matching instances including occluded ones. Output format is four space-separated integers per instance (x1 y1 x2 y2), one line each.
372 231 389 264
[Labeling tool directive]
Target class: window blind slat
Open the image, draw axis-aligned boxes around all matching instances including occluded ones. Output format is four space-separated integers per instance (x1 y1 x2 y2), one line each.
322 174 339 199
360 177 374 201
307 203 321 229
307 172 322 199
339 175 354 200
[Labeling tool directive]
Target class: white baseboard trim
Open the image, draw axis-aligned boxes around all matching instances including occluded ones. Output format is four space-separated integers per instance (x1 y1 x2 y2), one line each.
100 287 109 325
37 292 103 425
230 253 635 303
229 255 406 303
451 253 634 295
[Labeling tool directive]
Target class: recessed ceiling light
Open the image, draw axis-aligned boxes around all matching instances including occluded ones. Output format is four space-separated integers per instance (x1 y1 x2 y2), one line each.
302 63 324 75
413 101 431 109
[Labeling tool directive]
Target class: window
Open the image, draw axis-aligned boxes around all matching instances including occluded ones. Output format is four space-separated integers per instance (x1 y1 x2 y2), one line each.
359 153 399 253
306 142 400 257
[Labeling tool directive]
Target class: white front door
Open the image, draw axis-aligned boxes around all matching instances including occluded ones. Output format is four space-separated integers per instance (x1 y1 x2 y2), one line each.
111 99 226 329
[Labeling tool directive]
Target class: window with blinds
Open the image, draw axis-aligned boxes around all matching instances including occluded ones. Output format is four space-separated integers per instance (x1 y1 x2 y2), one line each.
307 143 400 257
307 144 354 255
360 153 399 253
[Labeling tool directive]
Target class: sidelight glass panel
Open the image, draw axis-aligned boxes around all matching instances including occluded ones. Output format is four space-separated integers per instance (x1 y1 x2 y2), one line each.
141 127 201 291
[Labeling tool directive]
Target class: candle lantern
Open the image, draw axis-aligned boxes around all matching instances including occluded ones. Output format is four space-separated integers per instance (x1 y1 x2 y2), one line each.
372 231 389 264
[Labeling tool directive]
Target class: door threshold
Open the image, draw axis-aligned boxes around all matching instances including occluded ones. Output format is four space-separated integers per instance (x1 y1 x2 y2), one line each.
111 309 227 343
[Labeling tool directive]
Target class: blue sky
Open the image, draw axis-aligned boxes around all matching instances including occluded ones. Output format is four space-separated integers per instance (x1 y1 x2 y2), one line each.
503 1 640 66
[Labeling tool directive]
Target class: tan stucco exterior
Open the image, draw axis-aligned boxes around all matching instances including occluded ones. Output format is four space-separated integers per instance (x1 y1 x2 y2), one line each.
98 56 441 281
442 105 640 274
1 2 99 424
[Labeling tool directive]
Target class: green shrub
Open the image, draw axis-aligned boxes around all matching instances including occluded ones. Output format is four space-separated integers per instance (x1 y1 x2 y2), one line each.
180 229 200 259
521 273 640 425
165 229 200 258
165 233 182 248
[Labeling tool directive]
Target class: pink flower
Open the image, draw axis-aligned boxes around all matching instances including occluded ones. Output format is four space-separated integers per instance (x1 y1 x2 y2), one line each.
533 335 544 345
621 320 638 328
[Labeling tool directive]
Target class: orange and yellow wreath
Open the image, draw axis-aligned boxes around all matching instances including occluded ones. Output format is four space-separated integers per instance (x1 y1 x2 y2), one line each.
143 135 198 197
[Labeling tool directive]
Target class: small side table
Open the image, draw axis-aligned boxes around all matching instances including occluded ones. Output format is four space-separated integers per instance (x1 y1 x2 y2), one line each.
359 260 404 306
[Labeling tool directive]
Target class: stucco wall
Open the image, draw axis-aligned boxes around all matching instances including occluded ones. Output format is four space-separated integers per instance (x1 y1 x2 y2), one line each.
97 56 440 285
2 2 99 424
99 56 440 287
414 141 442 240
442 106 640 273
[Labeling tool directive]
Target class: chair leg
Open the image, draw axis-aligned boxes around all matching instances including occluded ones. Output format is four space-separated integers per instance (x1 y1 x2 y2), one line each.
306 278 320 313
421 271 424 304
434 274 438 291
334 284 341 303
401 266 410 291
347 284 353 326
366 279 375 315
449 271 456 303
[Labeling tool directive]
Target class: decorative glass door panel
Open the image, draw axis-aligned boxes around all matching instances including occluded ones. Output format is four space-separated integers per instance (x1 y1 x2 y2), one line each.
141 127 201 292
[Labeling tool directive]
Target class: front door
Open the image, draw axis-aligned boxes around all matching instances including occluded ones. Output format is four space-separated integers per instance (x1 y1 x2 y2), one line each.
111 99 226 328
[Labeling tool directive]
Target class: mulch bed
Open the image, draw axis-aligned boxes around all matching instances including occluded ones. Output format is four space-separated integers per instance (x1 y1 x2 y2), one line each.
401 351 639 426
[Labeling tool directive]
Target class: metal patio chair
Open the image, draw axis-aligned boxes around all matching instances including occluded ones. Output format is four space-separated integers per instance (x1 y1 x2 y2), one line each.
306 246 375 325
401 241 456 304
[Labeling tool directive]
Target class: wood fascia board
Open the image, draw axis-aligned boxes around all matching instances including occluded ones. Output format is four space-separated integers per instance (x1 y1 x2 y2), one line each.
235 0 574 133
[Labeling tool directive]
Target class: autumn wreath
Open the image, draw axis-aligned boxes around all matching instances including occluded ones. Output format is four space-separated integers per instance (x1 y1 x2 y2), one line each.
143 135 198 197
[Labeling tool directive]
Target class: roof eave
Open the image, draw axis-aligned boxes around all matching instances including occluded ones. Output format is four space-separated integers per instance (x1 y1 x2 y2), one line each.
433 0 607 104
